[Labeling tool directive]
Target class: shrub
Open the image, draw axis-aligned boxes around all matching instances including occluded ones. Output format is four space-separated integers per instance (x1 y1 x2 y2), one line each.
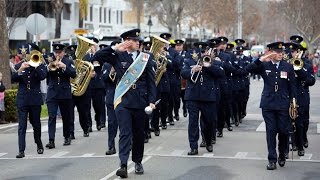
4 89 18 122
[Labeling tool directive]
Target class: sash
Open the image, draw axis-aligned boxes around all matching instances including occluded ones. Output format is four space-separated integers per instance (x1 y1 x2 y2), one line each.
113 52 150 109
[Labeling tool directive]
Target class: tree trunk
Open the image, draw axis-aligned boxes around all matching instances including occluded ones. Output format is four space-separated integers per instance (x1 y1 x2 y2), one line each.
55 9 63 38
0 0 11 89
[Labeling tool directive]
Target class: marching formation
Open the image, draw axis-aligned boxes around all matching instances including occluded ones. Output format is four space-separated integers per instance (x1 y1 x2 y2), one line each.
10 28 315 178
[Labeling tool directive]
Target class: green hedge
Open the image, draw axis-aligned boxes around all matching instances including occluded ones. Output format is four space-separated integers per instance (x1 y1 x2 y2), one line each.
4 89 18 122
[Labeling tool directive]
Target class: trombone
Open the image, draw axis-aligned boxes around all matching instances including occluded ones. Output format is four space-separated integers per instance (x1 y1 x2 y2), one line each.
190 48 215 83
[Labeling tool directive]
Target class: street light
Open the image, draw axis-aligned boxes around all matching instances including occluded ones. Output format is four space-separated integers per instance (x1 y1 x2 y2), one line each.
147 16 153 37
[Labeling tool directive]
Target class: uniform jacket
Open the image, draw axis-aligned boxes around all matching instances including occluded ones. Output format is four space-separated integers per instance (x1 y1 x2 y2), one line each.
84 53 105 89
12 64 47 107
167 47 183 86
246 59 297 110
181 58 225 102
47 56 76 100
102 62 117 105
94 46 156 109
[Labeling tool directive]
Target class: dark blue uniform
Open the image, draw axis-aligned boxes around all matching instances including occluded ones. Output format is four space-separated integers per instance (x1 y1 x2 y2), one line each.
181 57 225 153
102 62 118 152
94 46 156 167
46 56 76 146
12 63 47 156
246 58 296 166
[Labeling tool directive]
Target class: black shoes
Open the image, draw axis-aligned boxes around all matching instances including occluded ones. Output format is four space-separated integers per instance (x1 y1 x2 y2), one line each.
83 131 89 137
154 130 160 136
211 138 216 144
144 137 149 143
217 131 223 138
135 162 144 174
187 149 198 155
206 145 213 152
169 121 175 126
88 127 93 132
37 142 44 154
227 126 233 131
291 145 297 151
285 153 289 159
267 162 277 170
70 133 75 140
16 151 25 158
183 110 188 117
116 165 128 178
298 149 305 156
304 140 309 148
235 121 239 127
105 148 116 155
278 157 286 167
161 125 167 129
63 138 71 146
101 124 106 128
97 125 101 131
200 140 206 147
147 132 151 139
45 140 55 149
174 115 179 121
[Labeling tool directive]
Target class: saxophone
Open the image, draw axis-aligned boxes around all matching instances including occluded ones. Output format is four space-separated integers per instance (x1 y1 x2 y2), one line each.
150 35 170 86
70 35 96 96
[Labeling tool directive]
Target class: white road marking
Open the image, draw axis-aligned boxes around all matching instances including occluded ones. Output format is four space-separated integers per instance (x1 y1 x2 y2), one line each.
202 153 213 157
50 151 69 158
81 153 95 157
144 147 153 154
234 152 248 159
113 156 152 180
0 123 18 130
256 121 266 132
99 161 133 180
170 150 185 156
0 153 7 157
27 122 63 133
300 153 312 160
317 123 320 134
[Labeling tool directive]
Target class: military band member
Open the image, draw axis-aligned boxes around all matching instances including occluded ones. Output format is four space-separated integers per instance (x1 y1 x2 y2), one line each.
12 44 47 158
181 42 225 155
246 42 297 170
94 29 156 178
46 44 76 149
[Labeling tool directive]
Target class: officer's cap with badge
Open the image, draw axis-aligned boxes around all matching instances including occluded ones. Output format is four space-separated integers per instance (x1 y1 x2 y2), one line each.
235 39 245 45
143 41 152 50
216 36 229 45
290 35 303 44
236 46 247 51
99 44 108 49
18 44 30 55
226 43 235 51
29 43 41 52
207 38 218 48
66 45 77 52
160 33 172 41
120 28 141 41
284 42 300 51
174 39 184 45
194 42 208 53
267 42 284 52
52 44 66 53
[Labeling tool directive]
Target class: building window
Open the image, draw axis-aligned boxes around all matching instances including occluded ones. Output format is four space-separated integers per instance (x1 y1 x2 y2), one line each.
120 11 123 24
63 3 71 20
108 9 111 24
90 6 93 21
116 10 119 24
104 8 106 23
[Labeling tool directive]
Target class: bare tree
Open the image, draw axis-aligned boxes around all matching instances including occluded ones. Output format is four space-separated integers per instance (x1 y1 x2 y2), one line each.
124 0 144 29
6 0 29 37
274 0 320 51
51 0 64 38
0 0 11 89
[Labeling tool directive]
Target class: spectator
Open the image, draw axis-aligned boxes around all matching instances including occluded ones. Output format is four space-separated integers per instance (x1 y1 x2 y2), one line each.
0 72 6 124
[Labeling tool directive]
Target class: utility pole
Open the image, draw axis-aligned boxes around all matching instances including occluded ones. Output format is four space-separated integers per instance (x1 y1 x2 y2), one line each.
237 0 243 39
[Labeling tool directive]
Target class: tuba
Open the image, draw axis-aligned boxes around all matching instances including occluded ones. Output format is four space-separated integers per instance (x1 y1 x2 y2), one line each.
70 35 96 96
150 35 170 86
290 50 304 71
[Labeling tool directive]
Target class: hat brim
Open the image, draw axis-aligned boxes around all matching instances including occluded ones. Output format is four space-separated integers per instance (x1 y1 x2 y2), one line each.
54 49 63 53
272 49 283 53
127 37 140 40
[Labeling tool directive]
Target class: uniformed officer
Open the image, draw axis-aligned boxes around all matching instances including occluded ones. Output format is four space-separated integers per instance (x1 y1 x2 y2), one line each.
175 39 188 117
12 44 47 158
246 42 297 170
84 37 106 132
68 45 91 139
94 29 156 178
46 44 76 148
160 33 182 124
181 42 225 155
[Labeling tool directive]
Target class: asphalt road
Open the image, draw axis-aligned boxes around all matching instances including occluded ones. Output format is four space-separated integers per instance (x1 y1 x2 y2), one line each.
0 79 319 180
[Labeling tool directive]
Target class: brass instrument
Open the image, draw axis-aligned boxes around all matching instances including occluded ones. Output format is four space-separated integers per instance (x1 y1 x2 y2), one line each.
289 98 299 132
191 48 215 83
150 35 170 86
290 50 304 70
48 55 61 71
70 35 96 96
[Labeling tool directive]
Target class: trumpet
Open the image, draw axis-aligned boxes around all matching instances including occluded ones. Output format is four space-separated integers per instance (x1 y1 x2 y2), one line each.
190 48 215 83
48 56 61 71
290 50 304 70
